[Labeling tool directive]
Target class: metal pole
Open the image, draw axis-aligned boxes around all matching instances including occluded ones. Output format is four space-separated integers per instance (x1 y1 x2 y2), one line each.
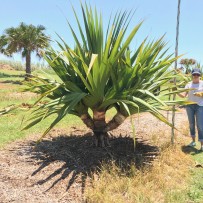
171 0 181 144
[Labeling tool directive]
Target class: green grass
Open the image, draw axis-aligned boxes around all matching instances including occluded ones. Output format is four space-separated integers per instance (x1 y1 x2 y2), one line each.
187 168 203 202
0 69 25 83
0 94 84 148
0 69 84 148
0 110 83 148
186 148 203 202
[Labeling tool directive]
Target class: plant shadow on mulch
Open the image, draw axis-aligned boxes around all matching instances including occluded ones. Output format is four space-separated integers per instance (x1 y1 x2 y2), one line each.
28 132 159 194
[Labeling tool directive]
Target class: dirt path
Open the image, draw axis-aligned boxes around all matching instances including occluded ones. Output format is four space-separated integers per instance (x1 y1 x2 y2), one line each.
0 110 189 203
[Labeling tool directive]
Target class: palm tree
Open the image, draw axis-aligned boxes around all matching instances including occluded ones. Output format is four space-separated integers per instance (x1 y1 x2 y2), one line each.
179 58 196 74
0 22 50 76
23 4 188 147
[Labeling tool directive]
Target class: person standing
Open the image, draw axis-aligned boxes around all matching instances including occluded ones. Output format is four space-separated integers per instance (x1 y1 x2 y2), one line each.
178 68 203 151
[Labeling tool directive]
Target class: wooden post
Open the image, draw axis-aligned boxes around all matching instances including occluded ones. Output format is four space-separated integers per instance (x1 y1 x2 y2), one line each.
171 0 181 144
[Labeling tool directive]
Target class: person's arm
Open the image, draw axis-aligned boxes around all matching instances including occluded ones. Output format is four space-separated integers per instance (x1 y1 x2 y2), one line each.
178 91 188 98
193 92 203 97
173 84 188 98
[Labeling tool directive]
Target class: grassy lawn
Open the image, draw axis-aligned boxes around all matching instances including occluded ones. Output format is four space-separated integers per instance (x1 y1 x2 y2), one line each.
186 148 203 202
0 69 84 147
1 68 203 202
0 109 83 148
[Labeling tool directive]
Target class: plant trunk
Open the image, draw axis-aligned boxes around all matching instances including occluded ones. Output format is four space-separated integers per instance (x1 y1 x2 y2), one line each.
105 112 126 132
80 111 126 147
25 51 31 79
93 110 110 147
80 113 94 130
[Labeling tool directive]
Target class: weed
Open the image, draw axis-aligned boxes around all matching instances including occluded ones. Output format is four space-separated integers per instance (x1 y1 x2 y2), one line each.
85 145 193 203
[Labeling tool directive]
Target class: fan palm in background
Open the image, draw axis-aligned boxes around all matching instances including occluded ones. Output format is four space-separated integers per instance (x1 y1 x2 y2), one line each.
179 58 196 74
23 3 189 147
0 23 50 76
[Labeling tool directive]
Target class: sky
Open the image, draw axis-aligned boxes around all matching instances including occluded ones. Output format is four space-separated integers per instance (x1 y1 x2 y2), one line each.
0 0 203 66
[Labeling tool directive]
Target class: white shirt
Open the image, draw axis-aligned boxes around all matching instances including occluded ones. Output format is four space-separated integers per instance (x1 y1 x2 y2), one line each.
185 80 203 106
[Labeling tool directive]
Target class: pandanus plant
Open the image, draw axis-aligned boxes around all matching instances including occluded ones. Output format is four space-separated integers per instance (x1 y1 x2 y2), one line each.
23 4 186 147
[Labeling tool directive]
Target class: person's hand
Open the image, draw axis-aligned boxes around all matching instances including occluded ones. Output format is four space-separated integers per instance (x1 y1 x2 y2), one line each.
193 92 203 97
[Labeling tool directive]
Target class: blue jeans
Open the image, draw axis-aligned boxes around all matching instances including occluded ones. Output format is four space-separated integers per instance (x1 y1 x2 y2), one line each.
186 104 203 141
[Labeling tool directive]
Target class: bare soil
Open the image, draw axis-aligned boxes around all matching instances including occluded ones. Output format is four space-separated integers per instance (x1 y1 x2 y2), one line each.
0 64 14 71
0 110 189 203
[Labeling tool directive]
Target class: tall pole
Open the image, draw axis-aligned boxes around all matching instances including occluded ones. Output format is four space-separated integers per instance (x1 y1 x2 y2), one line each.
171 0 181 144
